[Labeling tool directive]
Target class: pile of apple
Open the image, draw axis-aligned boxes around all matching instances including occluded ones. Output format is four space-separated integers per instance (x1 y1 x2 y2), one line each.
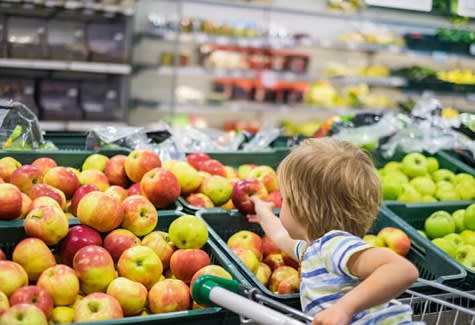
378 153 475 202
175 153 282 213
363 227 411 256
419 203 475 271
0 212 235 325
225 231 299 294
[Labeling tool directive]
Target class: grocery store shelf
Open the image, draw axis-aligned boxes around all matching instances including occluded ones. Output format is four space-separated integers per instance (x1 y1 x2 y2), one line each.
0 59 131 75
329 76 407 87
39 120 127 131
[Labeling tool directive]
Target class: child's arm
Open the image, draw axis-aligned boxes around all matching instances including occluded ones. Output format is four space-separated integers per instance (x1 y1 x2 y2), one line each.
312 247 419 325
248 197 299 260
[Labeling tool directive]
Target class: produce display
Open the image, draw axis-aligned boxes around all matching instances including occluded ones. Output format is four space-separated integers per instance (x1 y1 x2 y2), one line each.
363 227 411 256
325 63 390 78
379 153 475 202
418 204 475 271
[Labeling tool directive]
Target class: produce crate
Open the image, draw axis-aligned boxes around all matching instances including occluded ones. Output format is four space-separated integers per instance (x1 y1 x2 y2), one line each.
442 150 475 173
383 201 475 289
197 207 466 307
43 131 89 150
0 211 245 325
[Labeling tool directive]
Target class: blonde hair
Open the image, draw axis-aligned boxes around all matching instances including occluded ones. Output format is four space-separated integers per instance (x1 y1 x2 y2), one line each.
277 138 381 241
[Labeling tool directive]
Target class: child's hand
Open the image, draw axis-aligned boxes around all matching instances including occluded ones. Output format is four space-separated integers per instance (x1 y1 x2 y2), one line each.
312 306 352 325
247 196 274 224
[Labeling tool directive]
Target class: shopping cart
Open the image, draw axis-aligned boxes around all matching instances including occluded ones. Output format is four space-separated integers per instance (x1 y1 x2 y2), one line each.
192 276 475 325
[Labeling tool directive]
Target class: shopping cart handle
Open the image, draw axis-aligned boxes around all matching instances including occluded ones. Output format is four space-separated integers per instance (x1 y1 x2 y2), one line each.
192 275 241 306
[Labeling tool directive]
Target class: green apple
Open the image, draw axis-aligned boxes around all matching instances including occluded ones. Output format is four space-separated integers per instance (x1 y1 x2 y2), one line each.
424 211 455 239
452 209 466 233
443 233 464 247
377 169 385 180
455 179 475 201
168 214 208 249
410 176 436 196
454 173 474 185
382 181 402 200
200 176 233 206
460 230 475 246
418 230 428 238
401 153 429 178
426 157 439 173
455 244 475 271
464 204 475 231
383 161 402 173
397 184 422 202
432 169 456 183
435 188 460 201
436 180 454 191
82 154 109 172
421 195 437 202
362 234 378 246
383 171 409 184
432 238 457 258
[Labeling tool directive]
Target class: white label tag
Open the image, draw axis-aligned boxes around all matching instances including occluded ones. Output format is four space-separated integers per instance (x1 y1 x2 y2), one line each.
366 0 432 11
458 0 475 17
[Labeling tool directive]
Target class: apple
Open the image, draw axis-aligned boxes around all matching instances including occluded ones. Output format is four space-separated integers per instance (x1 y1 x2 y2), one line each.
148 279 191 314
227 230 263 260
432 169 456 183
0 261 28 297
435 187 459 201
384 170 409 185
43 167 80 199
0 183 23 220
425 211 455 239
0 249 5 261
104 155 130 188
0 291 8 316
238 164 256 180
248 166 278 193
232 179 268 214
73 245 117 294
125 150 161 183
79 170 110 192
24 205 68 245
225 166 238 179
198 159 227 177
82 154 109 172
18 193 31 219
231 248 259 274
140 168 180 209
121 195 157 237
426 157 439 173
397 184 422 202
59 225 102 267
169 161 201 194
117 246 162 290
0 157 21 182
436 180 454 191
189 265 232 290
77 191 124 233
464 204 475 231
162 160 177 171
168 214 208 249
443 233 464 247
30 196 61 211
9 165 43 195
421 195 437 202
187 153 210 170
37 265 79 306
262 235 280 257
104 185 128 203
382 180 403 200
455 244 475 270
460 230 475 246
32 157 57 176
268 266 299 294
401 153 428 178
266 190 282 209
186 193 214 208
170 249 210 283
200 176 233 206
106 277 147 316
432 238 457 258
0 303 48 325
128 183 142 196
263 253 286 271
363 234 378 246
220 199 235 210
9 286 53 319
73 293 123 322
12 238 56 281
418 230 428 238
282 252 299 269
142 231 176 270
456 179 475 200
454 173 474 185
51 306 74 324
376 227 411 256
70 184 99 217
255 262 272 286
103 229 141 263
383 161 402 173
29 184 66 210
410 177 436 196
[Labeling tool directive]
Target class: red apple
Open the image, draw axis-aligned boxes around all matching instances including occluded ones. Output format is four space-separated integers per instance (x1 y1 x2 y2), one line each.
0 291 8 316
24 206 68 245
231 248 259 274
170 249 210 283
104 229 141 263
0 183 23 220
142 231 176 270
127 183 142 196
70 184 99 217
32 157 57 176
59 225 102 267
263 253 285 271
227 230 263 261
77 191 124 233
121 195 158 237
231 179 268 215
140 168 180 209
104 155 130 188
186 153 210 170
0 261 28 297
124 150 161 183
29 184 66 210
189 265 232 290
105 186 128 203
0 249 5 261
0 303 48 325
37 265 79 306
9 165 43 195
43 167 80 199
148 279 191 314
237 164 256 180
377 227 411 256
79 170 110 192
262 235 280 257
10 286 53 319
269 266 299 294
198 159 226 177
18 193 32 219
117 246 163 290
30 196 61 211
106 277 147 316
282 252 299 269
73 245 117 294
255 262 272 286
12 238 56 281
0 157 21 182
185 193 214 208
266 190 282 209
73 293 123 322
249 166 278 193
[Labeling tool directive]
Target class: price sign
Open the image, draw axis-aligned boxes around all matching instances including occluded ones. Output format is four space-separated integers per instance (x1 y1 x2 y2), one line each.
458 0 475 17
365 0 432 11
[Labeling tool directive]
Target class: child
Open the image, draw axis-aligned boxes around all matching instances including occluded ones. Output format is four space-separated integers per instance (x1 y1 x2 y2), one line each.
249 138 419 325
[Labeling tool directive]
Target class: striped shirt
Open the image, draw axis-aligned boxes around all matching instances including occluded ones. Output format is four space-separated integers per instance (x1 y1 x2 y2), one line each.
296 230 413 324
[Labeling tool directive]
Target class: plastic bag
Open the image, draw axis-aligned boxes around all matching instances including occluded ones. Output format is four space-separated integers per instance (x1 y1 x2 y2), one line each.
85 126 149 151
242 121 280 152
172 126 245 152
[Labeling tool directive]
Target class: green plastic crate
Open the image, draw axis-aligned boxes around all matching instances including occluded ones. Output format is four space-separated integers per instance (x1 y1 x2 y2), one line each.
383 201 475 289
0 211 245 325
43 131 89 150
440 150 475 175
